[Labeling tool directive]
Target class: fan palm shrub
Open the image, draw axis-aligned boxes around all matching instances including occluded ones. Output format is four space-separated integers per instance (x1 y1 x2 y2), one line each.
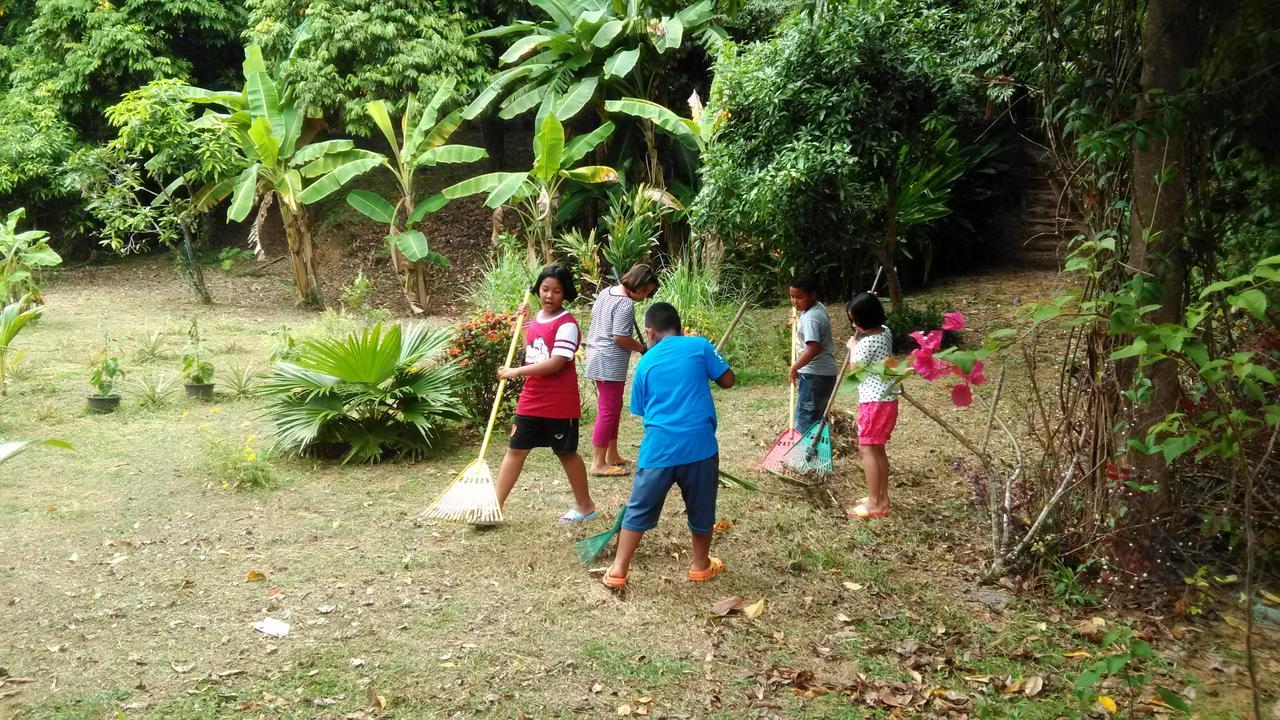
258 323 467 464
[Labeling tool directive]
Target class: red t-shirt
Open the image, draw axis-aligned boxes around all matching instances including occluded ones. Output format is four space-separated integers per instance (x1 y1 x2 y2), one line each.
516 309 581 419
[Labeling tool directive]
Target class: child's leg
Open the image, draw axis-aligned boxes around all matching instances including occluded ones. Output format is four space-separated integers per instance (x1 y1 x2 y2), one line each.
858 444 890 512
676 455 721 573
590 380 626 471
607 466 673 579
557 451 596 515
794 374 817 431
495 448 530 506
608 528 645 579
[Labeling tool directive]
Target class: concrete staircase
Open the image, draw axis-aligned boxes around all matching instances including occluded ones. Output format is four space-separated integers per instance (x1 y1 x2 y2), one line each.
1015 150 1087 270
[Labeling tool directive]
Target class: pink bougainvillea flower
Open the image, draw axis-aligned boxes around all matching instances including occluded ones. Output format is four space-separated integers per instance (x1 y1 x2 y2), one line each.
964 359 987 386
951 383 973 407
909 329 943 353
942 312 966 331
910 350 950 381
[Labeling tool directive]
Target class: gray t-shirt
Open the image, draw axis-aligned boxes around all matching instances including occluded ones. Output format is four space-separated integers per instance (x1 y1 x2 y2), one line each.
585 285 636 382
795 302 836 376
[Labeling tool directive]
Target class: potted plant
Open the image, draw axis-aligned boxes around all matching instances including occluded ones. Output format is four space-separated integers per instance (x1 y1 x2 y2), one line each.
87 348 124 413
182 318 215 398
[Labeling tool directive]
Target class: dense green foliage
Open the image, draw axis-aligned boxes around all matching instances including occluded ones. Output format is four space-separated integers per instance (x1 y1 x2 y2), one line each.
692 1 1008 299
245 0 484 136
258 323 467 463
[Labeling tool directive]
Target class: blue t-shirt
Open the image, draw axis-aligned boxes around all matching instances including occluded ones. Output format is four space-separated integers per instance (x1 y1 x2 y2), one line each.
631 335 731 469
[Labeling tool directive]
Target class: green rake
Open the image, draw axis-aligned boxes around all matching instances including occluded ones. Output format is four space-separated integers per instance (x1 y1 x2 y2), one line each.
779 344 852 476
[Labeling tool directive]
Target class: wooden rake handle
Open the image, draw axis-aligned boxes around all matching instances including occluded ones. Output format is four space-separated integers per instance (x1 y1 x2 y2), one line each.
476 289 530 460
787 307 798 430
716 298 751 353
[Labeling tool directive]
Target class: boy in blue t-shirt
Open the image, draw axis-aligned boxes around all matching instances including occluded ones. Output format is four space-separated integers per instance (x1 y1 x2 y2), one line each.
602 302 736 590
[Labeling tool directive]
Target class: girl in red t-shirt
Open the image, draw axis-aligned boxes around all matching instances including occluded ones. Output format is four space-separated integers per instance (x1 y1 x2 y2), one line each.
492 265 598 525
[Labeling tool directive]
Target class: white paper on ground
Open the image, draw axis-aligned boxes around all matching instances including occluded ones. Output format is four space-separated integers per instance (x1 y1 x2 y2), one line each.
252 617 290 637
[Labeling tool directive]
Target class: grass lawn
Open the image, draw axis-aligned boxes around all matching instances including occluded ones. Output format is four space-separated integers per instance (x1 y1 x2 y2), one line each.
0 258 1269 719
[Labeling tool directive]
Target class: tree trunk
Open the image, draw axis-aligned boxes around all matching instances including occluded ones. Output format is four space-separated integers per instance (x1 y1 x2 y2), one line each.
278 202 324 308
180 221 213 305
1125 0 1199 511
879 175 903 312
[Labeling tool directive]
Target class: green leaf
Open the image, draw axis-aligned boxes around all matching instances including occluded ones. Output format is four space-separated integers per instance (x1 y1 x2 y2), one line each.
660 17 684 52
533 113 565 184
0 438 73 466
422 250 449 267
605 98 698 150
471 22 535 40
247 116 279 168
603 47 640 79
409 79 457 154
1154 688 1190 712
562 121 615 165
180 86 244 108
485 172 531 208
192 175 240 211
592 19 624 47
299 149 383 178
1109 339 1148 361
500 34 552 65
298 158 382 204
1199 275 1250 298
279 104 303 158
409 193 448 224
562 165 619 184
555 76 599 121
1159 434 1198 464
244 71 285 139
346 190 396 224
441 172 528 200
417 145 487 167
365 100 399 155
391 229 431 262
227 164 261 222
463 65 539 120
292 139 356 165
499 81 552 120
422 110 464 151
1227 288 1267 320
20 246 60 267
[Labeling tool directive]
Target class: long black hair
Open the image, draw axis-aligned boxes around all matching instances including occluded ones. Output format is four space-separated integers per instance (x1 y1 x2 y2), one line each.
531 264 578 302
845 292 885 329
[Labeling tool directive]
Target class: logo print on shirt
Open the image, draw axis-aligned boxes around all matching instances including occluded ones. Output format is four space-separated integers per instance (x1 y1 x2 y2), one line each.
526 336 550 364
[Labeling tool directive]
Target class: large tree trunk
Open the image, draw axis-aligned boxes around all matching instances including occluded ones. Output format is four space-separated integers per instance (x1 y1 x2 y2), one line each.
482 113 506 171
278 202 324 308
1125 0 1199 511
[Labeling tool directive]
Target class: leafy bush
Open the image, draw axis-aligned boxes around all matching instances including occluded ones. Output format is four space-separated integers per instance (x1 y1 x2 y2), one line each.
132 373 178 408
556 229 604 295
1 207 62 304
0 296 40 396
601 184 665 275
648 255 760 367
133 329 169 363
259 323 467 464
207 434 276 491
449 310 524 425
224 363 261 400
468 251 537 313
884 300 959 354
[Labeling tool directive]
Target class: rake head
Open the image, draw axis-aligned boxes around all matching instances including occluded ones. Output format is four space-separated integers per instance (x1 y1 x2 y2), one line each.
756 428 801 474
575 508 625 564
422 460 503 524
780 421 833 475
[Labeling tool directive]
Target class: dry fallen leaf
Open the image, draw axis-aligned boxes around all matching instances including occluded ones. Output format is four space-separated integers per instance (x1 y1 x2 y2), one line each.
170 662 194 674
591 682 603 693
1003 678 1025 695
616 703 632 716
836 613 852 623
316 605 336 614
712 519 734 532
1024 675 1044 697
635 695 653 703
245 570 267 583
1064 650 1092 659
843 581 864 591
711 596 744 616
743 599 765 620
366 686 387 712
1098 695 1117 714
1223 614 1249 633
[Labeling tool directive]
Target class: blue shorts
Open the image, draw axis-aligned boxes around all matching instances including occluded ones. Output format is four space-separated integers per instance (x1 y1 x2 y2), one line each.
622 454 719 535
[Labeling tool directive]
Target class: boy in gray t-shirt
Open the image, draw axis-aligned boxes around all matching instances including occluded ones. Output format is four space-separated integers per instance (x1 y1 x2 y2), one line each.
787 274 837 433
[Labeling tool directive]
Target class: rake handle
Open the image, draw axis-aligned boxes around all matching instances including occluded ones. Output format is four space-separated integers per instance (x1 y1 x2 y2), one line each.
716 298 750 353
476 289 531 461
787 307 798 430
807 344 854 450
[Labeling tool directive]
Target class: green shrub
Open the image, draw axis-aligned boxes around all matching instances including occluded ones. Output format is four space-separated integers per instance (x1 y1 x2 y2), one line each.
449 310 525 426
224 363 260 400
207 433 276 491
468 251 537 312
258 323 467 464
883 299 958 354
132 373 178 408
87 348 124 397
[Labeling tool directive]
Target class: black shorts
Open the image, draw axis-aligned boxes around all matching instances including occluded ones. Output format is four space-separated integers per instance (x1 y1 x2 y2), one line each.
509 415 580 455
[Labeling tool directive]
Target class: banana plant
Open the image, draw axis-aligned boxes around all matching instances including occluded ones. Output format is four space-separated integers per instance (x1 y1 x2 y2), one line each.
0 295 39 396
182 46 382 307
464 0 726 126
0 439 73 466
443 113 618 263
345 81 488 314
0 208 62 305
604 90 726 157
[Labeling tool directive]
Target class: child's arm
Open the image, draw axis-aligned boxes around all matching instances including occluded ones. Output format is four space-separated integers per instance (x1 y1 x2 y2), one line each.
613 333 646 355
499 355 569 379
789 342 821 383
714 368 736 388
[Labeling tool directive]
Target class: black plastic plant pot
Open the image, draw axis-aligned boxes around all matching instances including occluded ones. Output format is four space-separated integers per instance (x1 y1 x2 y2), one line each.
87 395 121 414
184 383 215 399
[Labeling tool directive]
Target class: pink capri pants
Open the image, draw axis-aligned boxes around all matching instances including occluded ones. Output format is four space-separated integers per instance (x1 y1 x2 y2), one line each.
592 380 625 448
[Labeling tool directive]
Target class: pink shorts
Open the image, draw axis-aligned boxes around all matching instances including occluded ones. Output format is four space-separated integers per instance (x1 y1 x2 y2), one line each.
858 401 898 446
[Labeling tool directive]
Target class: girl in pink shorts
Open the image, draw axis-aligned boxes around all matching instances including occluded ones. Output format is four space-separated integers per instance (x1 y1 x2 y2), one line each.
844 292 898 520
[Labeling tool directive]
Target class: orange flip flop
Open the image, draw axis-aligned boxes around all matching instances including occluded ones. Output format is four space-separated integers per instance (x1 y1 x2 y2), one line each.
847 503 889 520
602 568 627 590
590 465 631 478
687 556 725 582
